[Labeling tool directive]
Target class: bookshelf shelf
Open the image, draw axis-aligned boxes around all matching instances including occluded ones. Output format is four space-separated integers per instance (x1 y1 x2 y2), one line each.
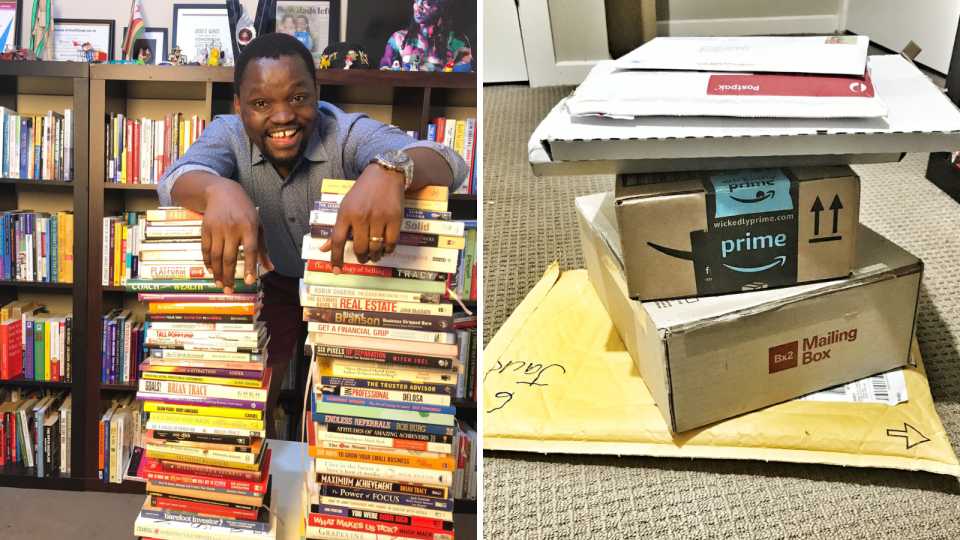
0 462 83 490
104 183 159 191
0 178 74 188
100 381 138 390
0 280 73 289
0 375 73 387
102 285 126 292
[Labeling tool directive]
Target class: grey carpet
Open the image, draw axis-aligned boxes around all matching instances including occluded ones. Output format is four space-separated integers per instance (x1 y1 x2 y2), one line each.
482 84 960 539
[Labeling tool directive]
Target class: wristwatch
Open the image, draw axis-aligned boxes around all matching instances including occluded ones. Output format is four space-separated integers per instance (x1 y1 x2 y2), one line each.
370 150 414 190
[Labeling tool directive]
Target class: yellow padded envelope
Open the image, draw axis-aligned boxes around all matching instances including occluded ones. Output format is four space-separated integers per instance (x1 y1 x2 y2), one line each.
483 264 960 476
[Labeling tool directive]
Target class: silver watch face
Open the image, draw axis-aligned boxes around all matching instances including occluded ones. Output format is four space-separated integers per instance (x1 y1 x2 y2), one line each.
379 149 410 166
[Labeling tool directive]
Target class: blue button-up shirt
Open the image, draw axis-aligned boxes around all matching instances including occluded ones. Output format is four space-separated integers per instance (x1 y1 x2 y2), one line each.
158 102 468 277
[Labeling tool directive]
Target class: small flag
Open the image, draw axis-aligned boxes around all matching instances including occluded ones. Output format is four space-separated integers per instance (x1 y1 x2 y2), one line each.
123 0 146 60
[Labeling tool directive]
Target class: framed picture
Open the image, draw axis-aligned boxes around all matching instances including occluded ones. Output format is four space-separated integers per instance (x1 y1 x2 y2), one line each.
52 19 114 63
0 1 21 51
172 4 235 65
275 0 340 67
346 0 476 72
123 26 167 64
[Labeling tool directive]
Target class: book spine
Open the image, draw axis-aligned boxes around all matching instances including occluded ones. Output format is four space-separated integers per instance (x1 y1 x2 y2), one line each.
146 421 264 439
320 385 450 407
318 394 455 417
302 238 458 274
146 322 256 332
319 376 455 397
138 509 269 533
318 473 447 500
315 413 452 437
150 348 262 362
314 458 452 488
160 457 263 482
144 413 263 431
318 496 451 522
317 429 451 454
147 328 261 342
313 399 453 429
146 338 265 350
151 430 251 446
306 308 453 333
144 225 202 237
139 265 244 280
302 298 451 317
142 498 257 521
304 257 449 282
138 392 266 411
318 360 456 386
127 281 260 293
313 344 455 372
144 449 261 471
314 505 450 534
319 484 453 512
309 323 455 345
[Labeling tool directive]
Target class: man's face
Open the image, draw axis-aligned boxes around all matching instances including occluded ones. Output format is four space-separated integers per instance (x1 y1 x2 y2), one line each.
413 0 439 24
235 56 318 172
295 17 308 32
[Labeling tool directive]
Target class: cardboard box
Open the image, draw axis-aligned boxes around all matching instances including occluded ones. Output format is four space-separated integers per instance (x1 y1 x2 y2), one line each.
576 191 921 432
530 55 960 176
614 166 860 300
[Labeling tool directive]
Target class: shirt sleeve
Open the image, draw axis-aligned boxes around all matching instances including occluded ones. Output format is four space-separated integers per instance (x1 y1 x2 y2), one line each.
341 115 469 193
157 116 240 207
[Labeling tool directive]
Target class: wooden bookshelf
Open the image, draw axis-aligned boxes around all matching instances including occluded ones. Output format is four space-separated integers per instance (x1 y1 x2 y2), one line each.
0 61 90 490
0 62 477 510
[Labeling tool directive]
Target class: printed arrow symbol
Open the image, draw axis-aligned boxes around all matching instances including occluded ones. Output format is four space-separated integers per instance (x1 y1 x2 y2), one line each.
830 195 843 234
886 423 930 449
722 256 787 273
811 196 824 236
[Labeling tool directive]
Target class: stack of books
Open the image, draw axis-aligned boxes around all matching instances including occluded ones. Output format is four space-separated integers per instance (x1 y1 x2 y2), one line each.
427 117 478 194
0 387 72 477
121 206 275 538
448 220 476 302
0 210 75 283
106 113 206 184
0 108 74 181
300 179 466 539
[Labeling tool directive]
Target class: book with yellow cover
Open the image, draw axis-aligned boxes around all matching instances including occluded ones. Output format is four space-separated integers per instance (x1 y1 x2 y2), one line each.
144 441 263 465
308 446 456 472
320 179 356 194
143 401 264 420
406 185 449 202
453 120 465 158
64 212 74 283
402 199 448 212
149 302 259 315
144 412 265 431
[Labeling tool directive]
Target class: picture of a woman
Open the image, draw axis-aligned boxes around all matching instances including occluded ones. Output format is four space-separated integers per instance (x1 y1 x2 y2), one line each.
279 14 295 36
379 0 472 71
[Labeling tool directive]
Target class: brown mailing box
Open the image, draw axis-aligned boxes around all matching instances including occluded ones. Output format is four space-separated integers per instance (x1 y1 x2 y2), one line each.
577 191 920 432
615 166 860 301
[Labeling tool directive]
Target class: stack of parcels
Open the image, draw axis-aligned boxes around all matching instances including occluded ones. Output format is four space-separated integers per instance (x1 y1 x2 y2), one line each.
127 207 276 539
537 36 960 434
300 179 467 539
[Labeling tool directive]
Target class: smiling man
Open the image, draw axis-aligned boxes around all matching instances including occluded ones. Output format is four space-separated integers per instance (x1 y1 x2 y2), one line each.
157 33 468 438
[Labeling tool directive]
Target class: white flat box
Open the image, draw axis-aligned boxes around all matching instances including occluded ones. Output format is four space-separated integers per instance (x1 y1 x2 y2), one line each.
531 55 960 176
576 191 921 432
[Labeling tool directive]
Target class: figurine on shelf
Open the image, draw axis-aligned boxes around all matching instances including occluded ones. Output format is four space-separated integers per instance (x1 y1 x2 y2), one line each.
443 58 454 72
320 43 371 69
208 40 221 66
402 52 421 71
168 46 187 65
344 51 357 69
320 53 334 69
391 60 401 71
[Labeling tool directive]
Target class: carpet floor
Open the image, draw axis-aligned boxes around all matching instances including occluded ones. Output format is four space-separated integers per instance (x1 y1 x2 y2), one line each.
482 83 960 539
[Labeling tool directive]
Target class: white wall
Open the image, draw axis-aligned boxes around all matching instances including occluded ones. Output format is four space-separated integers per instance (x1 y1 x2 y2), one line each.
845 0 959 74
655 0 843 37
21 0 349 62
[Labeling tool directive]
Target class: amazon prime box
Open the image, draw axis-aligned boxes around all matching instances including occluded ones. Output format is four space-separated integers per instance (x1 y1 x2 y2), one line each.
615 166 860 301
577 191 920 432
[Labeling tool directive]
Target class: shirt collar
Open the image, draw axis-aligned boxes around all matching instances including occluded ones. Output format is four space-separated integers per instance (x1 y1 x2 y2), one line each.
251 119 328 165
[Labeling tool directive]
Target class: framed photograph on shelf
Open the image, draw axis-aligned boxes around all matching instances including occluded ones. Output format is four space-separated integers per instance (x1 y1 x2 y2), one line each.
0 1 21 51
346 0 475 72
123 26 167 65
52 19 114 62
275 0 340 67
172 4 235 65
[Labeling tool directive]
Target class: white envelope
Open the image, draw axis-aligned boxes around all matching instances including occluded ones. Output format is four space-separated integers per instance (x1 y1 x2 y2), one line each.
614 35 870 77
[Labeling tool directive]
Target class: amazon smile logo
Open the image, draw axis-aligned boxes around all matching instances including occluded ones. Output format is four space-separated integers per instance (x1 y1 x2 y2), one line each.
729 190 775 204
723 256 787 273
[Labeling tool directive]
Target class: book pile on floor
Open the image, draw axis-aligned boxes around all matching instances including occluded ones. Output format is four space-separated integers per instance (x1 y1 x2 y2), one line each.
0 300 74 383
0 108 74 181
0 387 71 476
122 206 275 539
427 117 478 194
299 179 468 539
0 210 75 283
106 113 206 184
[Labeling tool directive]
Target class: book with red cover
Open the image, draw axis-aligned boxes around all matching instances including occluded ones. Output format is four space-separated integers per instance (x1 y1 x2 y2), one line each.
144 451 270 494
161 453 267 482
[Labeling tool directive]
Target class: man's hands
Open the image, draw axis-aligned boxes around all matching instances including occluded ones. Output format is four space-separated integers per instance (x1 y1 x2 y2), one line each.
201 181 275 293
320 163 405 273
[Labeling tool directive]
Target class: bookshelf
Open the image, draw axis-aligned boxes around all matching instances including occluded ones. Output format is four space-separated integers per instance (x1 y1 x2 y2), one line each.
79 64 479 510
0 61 90 491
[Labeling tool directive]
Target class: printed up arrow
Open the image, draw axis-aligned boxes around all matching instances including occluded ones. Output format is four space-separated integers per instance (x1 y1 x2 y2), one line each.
810 196 824 236
886 423 930 449
829 195 843 234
